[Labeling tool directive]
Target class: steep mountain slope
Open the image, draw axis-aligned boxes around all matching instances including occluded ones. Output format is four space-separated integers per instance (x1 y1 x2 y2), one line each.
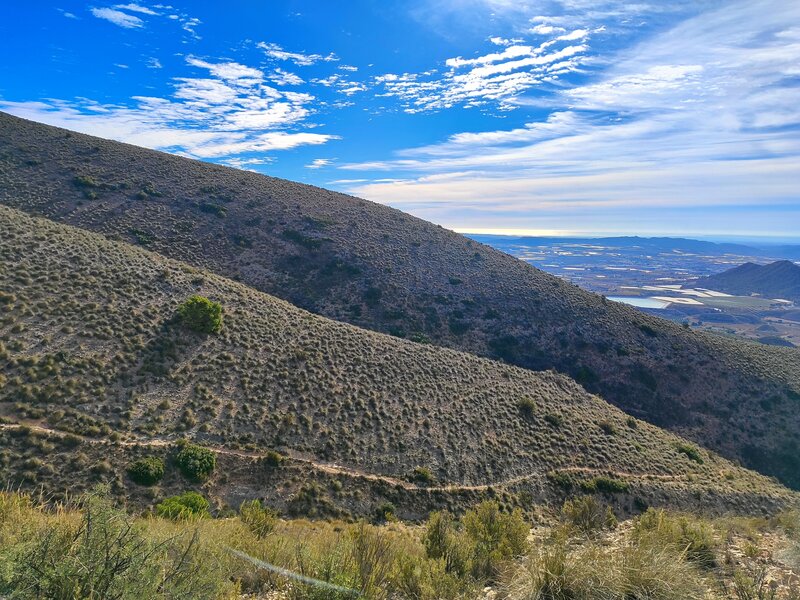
0 205 794 517
698 261 800 302
1 112 800 488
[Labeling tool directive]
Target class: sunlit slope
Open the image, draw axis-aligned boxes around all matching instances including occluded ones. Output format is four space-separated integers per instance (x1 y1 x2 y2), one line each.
1 111 799 488
3 205 797 515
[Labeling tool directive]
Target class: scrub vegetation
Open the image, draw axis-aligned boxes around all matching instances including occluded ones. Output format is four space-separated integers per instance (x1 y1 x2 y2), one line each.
2 112 800 489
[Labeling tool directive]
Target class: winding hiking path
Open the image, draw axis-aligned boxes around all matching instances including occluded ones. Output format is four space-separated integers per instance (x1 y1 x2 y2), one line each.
0 422 688 492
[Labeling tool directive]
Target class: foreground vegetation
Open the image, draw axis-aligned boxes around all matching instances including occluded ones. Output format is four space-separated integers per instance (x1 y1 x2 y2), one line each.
1 487 798 599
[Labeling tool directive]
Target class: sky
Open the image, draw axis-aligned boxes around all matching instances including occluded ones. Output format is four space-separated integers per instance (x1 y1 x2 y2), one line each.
1 1 799 239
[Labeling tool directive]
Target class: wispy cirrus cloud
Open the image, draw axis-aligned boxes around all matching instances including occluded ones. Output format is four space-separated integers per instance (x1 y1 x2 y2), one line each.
89 3 201 38
306 158 333 169
0 56 338 161
372 24 594 113
341 0 800 236
258 42 338 66
90 7 144 28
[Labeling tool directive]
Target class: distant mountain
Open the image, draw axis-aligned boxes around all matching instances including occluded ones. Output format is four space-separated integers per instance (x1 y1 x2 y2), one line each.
2 112 800 490
697 261 800 302
467 234 781 257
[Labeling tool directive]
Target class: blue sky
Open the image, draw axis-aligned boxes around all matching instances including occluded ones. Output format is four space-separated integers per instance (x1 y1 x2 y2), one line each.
1 1 798 239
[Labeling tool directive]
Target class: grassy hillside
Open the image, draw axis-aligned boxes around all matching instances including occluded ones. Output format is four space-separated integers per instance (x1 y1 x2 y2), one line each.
0 205 794 517
1 112 800 489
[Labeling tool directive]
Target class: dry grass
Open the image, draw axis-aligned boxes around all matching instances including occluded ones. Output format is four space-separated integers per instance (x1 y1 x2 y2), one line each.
1 488 798 599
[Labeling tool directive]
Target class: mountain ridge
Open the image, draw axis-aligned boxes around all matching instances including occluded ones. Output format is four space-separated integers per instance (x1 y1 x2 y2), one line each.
697 260 800 302
0 204 794 517
2 111 800 488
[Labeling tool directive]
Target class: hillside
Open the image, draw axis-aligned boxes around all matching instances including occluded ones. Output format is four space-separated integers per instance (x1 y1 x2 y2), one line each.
2 112 800 489
1 205 795 517
698 261 800 302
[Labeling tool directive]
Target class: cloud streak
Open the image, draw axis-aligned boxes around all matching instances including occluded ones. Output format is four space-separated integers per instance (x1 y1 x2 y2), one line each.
90 7 144 28
0 56 338 161
342 0 800 236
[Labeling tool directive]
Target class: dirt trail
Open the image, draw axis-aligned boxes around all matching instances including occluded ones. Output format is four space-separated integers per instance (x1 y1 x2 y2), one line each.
0 422 686 493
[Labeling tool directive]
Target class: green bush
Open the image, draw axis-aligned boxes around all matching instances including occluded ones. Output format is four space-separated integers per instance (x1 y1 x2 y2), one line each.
517 397 536 418
585 476 629 494
632 509 716 568
175 442 216 482
12 486 221 598
463 501 529 579
544 413 563 428
561 496 617 535
411 466 436 485
156 491 210 520
177 295 222 334
264 450 283 467
675 442 704 464
423 510 472 578
127 456 165 486
375 501 397 522
239 499 277 538
598 420 617 435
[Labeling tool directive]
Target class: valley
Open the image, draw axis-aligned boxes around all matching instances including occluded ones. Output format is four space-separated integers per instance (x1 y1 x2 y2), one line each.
471 234 800 347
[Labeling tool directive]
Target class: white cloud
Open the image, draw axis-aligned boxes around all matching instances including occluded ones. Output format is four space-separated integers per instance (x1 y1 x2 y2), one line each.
181 16 201 39
147 57 162 69
557 29 588 41
489 36 516 46
341 0 800 236
114 3 158 15
90 7 143 28
222 157 274 171
186 56 263 84
258 42 338 66
530 24 565 35
306 158 333 169
270 68 304 86
374 15 597 113
0 55 339 162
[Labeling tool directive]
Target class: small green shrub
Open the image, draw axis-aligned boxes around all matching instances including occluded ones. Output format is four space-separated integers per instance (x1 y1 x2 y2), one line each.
675 442 704 464
598 420 617 435
633 509 716 568
544 414 563 428
156 491 210 520
127 456 165 486
73 175 97 188
561 496 617 535
177 295 223 334
239 499 277 538
580 476 629 494
12 487 221 598
375 501 397 522
546 470 575 490
424 510 472 577
175 442 216 482
264 450 283 467
517 397 536 418
198 202 226 217
463 501 529 579
411 466 435 485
